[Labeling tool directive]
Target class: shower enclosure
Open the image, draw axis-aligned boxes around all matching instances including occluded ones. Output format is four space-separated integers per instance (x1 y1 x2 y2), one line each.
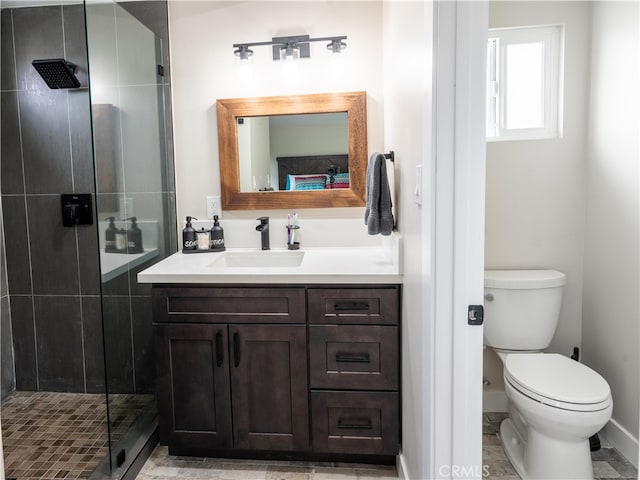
0 0 175 477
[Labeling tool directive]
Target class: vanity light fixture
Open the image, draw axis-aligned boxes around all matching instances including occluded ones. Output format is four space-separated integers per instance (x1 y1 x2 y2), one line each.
234 45 254 62
233 34 347 62
327 38 347 54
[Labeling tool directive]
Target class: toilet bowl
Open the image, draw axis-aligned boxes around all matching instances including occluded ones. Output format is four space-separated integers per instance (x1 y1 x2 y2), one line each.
498 352 612 479
485 270 613 479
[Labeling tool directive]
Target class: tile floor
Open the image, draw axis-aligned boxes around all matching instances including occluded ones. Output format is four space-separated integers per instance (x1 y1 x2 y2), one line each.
137 413 639 480
1 391 155 480
136 447 398 480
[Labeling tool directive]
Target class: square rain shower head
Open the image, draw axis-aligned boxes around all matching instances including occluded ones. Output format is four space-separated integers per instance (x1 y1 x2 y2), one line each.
32 58 81 89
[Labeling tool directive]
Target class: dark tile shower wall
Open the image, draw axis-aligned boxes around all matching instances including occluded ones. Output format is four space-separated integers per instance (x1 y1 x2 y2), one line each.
1 4 100 394
0 3 175 395
1 201 15 399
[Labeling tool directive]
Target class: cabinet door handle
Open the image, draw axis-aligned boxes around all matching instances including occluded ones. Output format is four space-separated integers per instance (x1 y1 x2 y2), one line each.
334 301 370 312
335 352 371 363
337 418 372 430
215 332 224 367
233 332 240 367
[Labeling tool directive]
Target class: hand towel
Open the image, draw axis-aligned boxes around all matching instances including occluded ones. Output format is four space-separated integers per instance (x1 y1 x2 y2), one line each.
364 152 394 235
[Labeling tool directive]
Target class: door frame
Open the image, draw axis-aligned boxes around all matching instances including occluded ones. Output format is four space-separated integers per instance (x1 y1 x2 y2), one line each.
424 1 488 478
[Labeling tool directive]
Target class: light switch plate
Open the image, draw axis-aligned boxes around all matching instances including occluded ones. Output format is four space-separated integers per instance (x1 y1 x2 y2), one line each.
414 165 422 205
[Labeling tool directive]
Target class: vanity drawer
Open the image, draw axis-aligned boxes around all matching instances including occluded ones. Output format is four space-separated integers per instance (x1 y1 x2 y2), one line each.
311 391 399 455
308 288 399 325
309 325 398 390
152 287 306 324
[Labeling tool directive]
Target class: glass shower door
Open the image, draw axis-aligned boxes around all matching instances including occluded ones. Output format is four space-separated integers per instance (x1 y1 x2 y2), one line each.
85 1 175 475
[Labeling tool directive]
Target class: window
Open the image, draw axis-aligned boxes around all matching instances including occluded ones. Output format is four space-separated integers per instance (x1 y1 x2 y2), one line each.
487 25 562 141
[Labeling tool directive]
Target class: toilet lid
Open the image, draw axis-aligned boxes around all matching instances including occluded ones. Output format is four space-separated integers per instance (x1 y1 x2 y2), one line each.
505 354 611 411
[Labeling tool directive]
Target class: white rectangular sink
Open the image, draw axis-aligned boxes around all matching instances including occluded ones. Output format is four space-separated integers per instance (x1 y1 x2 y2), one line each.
208 250 305 268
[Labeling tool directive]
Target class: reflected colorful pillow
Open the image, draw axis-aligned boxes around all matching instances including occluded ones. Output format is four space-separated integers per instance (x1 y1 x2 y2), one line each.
286 174 328 191
325 172 350 189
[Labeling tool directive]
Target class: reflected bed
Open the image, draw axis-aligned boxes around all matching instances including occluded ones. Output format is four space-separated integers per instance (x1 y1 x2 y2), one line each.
277 154 349 191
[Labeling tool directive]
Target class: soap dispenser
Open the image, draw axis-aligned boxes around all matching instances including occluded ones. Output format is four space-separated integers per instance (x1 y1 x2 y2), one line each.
126 217 143 254
210 215 225 252
105 217 117 253
182 216 197 251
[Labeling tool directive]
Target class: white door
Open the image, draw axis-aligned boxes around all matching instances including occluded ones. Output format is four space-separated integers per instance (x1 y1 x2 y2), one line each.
427 1 488 478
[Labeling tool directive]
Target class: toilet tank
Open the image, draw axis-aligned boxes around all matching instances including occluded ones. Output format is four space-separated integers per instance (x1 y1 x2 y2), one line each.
484 270 566 351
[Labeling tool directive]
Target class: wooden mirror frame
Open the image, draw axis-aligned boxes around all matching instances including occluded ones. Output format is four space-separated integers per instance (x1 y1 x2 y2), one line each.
216 91 367 210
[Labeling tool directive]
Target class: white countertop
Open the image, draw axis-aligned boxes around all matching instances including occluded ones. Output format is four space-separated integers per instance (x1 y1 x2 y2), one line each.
137 238 402 285
101 248 159 282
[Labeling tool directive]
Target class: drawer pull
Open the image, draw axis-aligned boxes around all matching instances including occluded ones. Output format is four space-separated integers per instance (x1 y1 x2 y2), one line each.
233 332 241 367
334 302 370 312
335 352 371 364
338 418 372 430
215 332 224 367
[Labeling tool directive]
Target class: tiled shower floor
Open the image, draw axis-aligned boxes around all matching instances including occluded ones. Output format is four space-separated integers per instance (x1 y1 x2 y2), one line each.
2 391 155 480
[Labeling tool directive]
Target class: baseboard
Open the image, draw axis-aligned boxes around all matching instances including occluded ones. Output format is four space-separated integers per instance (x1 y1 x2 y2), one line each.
482 390 508 412
397 451 410 480
599 418 638 469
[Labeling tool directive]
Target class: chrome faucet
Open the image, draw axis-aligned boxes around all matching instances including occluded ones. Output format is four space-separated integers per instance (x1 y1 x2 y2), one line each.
256 217 270 250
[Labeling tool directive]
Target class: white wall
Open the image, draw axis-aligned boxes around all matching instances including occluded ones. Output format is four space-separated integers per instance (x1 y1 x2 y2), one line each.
168 0 384 223
382 1 431 478
484 1 592 391
582 0 639 462
269 114 347 157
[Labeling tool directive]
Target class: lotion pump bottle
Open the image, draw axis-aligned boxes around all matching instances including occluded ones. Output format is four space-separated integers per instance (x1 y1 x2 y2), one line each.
210 215 225 252
126 217 143 254
105 217 117 252
182 216 197 251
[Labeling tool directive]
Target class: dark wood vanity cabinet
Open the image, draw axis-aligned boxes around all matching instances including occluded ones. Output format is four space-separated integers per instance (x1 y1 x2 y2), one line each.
308 288 400 456
152 285 400 460
153 287 308 455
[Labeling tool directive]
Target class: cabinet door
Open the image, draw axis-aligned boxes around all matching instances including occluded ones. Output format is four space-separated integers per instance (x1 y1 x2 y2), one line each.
155 324 232 451
230 325 309 451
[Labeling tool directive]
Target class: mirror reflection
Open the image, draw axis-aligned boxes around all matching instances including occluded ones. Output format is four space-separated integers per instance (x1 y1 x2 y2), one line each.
238 113 349 192
216 91 366 210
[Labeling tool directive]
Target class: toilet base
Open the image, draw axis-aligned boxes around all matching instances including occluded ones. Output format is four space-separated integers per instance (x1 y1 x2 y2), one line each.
500 418 594 480
500 418 526 479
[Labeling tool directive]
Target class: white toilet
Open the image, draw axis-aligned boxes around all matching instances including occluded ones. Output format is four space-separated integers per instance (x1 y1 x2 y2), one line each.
484 269 612 480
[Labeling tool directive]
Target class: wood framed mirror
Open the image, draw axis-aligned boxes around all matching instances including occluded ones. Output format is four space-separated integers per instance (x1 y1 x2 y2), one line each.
216 91 367 210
